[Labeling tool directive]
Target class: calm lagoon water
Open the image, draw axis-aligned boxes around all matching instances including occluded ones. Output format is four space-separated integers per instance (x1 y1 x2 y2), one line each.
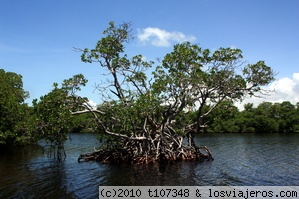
0 133 298 198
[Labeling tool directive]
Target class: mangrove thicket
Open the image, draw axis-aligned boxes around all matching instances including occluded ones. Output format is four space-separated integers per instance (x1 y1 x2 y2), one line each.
74 22 275 164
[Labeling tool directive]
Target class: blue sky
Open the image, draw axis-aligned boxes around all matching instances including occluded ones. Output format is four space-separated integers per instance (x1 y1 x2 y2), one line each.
1 0 299 108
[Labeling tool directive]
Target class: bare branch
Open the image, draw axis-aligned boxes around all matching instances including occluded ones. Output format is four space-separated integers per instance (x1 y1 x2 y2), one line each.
70 109 104 115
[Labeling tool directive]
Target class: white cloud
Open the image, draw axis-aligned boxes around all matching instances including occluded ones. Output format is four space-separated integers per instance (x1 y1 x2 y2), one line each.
137 27 196 47
87 100 97 109
235 72 299 110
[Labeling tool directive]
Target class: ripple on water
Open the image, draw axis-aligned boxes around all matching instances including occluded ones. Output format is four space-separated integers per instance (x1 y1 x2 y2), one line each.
0 133 298 198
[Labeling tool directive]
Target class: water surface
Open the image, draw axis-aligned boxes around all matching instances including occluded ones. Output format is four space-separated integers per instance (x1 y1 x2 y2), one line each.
0 133 298 198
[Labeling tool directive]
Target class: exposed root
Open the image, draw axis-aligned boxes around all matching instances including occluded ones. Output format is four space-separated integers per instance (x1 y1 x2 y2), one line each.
78 145 213 164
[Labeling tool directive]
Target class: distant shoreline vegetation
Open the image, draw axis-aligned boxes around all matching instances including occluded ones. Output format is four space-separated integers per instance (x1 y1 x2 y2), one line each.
71 100 299 135
1 67 298 150
1 67 298 151
198 100 299 134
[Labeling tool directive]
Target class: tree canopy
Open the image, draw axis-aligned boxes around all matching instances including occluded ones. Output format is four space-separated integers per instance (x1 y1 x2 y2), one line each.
0 69 32 146
31 74 88 158
76 21 276 163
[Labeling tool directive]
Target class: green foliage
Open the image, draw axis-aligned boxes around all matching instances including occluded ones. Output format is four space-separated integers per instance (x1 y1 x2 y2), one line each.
152 41 275 133
71 113 98 133
203 101 299 133
31 74 88 154
0 69 89 152
32 87 71 145
205 100 240 133
77 21 277 152
0 69 33 146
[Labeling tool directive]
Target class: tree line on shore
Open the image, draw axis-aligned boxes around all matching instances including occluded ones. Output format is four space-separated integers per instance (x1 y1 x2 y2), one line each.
72 100 299 135
199 100 299 133
1 67 297 150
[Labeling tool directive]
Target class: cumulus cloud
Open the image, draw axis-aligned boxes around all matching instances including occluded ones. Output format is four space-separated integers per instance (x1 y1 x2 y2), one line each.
235 72 299 110
137 27 196 47
269 73 299 102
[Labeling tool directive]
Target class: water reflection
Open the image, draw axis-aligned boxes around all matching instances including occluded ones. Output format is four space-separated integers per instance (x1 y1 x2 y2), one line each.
0 133 298 198
28 160 75 198
103 161 200 186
